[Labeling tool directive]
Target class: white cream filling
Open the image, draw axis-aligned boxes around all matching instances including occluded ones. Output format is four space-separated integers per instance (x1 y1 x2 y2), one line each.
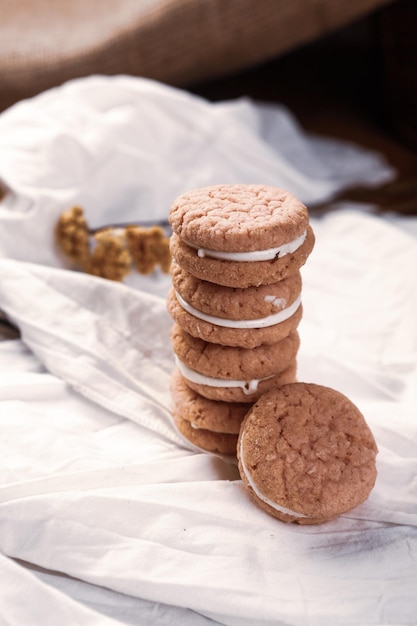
239 434 309 518
175 356 273 395
186 230 307 262
176 292 301 329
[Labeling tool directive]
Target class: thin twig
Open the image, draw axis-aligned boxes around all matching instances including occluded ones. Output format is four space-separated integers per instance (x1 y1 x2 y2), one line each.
89 220 171 235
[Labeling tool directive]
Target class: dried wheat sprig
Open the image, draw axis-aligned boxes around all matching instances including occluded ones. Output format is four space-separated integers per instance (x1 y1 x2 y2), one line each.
55 206 172 281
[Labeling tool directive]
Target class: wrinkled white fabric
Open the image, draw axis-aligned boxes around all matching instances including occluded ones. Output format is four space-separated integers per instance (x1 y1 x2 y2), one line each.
0 76 416 626
0 75 393 281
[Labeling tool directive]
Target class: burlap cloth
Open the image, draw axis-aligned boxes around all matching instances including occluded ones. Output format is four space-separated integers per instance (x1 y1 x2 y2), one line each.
0 0 393 112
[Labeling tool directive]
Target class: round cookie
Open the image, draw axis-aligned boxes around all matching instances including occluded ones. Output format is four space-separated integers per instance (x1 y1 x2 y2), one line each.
237 383 378 524
172 413 239 456
171 323 300 396
171 323 299 402
171 264 302 321
171 324 300 379
169 184 310 252
180 362 298 403
170 229 314 288
170 368 250 434
167 286 303 348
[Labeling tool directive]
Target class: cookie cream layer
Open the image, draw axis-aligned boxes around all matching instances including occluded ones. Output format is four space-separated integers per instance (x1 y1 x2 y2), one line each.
187 230 307 262
175 291 301 329
175 356 273 395
239 433 309 519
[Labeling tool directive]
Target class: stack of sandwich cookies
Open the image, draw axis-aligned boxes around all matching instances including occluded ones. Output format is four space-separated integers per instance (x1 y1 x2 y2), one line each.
167 184 315 455
167 185 379 521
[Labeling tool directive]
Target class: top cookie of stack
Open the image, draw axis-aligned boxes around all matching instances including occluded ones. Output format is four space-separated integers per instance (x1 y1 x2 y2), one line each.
169 183 315 288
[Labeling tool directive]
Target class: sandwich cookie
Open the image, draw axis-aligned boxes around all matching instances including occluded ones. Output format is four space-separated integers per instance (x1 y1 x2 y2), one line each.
170 368 248 455
237 383 378 524
171 368 250 434
171 324 299 402
168 265 303 348
169 184 314 287
172 413 239 456
171 265 302 321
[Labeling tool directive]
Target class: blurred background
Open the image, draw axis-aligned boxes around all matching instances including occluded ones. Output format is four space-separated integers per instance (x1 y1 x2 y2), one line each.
1 0 416 212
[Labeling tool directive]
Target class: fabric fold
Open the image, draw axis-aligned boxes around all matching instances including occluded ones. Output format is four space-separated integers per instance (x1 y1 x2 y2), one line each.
0 259 183 446
0 75 415 626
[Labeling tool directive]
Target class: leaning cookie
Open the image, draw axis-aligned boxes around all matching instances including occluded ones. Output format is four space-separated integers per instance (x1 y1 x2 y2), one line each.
172 413 239 456
171 368 250 434
237 383 378 524
169 184 314 288
171 324 299 402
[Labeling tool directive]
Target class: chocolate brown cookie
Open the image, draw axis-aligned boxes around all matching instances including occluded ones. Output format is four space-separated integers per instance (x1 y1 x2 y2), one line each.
237 383 378 524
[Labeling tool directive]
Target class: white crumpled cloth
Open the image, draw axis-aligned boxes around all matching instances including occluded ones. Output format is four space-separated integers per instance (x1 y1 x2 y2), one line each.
0 75 416 626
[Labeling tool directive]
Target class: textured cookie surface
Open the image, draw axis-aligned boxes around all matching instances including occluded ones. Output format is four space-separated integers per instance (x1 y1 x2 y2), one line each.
171 324 300 379
170 226 314 288
171 264 302 320
172 412 239 456
171 368 249 434
169 184 309 251
237 383 378 524
167 287 302 348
